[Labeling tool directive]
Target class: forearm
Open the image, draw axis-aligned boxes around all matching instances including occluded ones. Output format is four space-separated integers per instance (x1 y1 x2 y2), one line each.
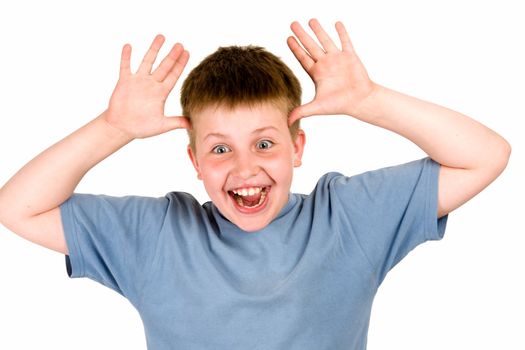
289 19 511 217
354 84 511 170
0 111 132 222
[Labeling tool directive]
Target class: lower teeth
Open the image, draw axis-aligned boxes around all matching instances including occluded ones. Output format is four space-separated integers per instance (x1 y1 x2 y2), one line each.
235 189 267 208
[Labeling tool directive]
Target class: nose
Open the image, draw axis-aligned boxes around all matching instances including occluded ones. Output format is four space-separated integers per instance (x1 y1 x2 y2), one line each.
232 150 260 180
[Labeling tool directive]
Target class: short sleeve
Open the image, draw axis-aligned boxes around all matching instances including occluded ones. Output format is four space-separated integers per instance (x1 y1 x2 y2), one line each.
60 193 170 300
328 157 448 286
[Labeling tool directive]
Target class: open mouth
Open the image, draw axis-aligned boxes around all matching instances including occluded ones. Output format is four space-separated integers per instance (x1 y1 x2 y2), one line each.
228 186 270 210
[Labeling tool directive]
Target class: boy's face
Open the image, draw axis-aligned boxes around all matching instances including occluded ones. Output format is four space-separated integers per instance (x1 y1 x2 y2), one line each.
187 102 305 232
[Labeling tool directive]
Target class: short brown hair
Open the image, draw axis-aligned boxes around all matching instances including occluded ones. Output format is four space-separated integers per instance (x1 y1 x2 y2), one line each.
181 45 301 150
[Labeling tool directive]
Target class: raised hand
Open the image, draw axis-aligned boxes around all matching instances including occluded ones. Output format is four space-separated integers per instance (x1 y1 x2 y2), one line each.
104 35 190 139
287 19 376 125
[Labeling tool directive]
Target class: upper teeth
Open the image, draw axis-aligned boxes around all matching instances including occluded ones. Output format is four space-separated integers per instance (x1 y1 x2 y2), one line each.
232 187 262 196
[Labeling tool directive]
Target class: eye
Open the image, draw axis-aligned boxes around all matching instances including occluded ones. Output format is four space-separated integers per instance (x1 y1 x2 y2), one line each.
212 145 231 154
256 140 274 150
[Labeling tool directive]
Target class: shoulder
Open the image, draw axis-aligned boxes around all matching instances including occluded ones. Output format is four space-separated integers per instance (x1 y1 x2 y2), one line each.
315 157 439 189
64 191 207 221
164 191 202 207
307 158 440 210
163 192 217 227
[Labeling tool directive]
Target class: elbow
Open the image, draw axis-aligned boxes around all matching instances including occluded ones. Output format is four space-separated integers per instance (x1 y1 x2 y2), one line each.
0 187 9 227
490 136 511 177
0 193 15 231
499 137 511 169
0 185 24 230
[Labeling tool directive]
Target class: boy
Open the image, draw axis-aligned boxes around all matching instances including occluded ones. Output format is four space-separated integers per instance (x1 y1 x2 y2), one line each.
0 19 510 349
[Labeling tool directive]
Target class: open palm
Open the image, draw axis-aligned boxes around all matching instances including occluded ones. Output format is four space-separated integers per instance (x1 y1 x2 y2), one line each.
105 35 190 139
287 19 376 125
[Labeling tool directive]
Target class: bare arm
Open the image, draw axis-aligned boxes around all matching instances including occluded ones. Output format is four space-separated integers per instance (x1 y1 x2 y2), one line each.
287 19 511 218
352 86 511 217
0 35 190 254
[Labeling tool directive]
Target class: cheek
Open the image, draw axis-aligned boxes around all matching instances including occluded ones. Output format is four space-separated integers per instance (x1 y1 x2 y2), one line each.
199 159 228 191
264 152 295 181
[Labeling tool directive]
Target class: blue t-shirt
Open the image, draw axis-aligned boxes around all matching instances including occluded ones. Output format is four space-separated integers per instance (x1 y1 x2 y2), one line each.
61 157 447 350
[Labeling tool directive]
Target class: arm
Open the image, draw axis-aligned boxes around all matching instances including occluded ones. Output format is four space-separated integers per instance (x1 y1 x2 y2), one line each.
287 19 511 218
0 35 190 254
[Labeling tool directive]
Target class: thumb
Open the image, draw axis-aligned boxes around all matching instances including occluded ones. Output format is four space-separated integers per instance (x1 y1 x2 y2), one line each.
288 101 320 126
160 116 191 133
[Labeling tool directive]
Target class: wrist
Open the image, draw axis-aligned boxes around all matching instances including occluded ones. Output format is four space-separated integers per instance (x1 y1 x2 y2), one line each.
348 82 384 123
96 110 136 145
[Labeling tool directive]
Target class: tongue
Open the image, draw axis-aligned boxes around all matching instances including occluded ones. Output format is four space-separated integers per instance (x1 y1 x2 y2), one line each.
240 193 262 207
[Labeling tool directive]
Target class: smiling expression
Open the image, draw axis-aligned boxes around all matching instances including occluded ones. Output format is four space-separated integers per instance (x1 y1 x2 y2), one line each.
187 102 305 232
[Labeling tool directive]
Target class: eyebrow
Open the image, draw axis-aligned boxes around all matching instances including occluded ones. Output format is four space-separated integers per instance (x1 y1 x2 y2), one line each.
252 126 280 134
203 126 280 142
203 132 228 142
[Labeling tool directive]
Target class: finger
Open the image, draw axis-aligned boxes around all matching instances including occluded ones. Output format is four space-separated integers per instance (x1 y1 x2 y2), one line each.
335 21 355 53
160 116 191 133
288 101 321 126
137 34 165 74
163 50 190 90
308 18 339 52
287 36 315 72
119 44 132 78
152 43 184 82
290 21 325 60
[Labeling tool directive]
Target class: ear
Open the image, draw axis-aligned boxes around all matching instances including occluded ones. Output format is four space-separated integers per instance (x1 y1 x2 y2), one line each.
187 145 202 180
292 129 306 167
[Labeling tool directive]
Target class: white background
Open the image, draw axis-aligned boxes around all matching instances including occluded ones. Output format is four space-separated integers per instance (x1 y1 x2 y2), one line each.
1 0 523 349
